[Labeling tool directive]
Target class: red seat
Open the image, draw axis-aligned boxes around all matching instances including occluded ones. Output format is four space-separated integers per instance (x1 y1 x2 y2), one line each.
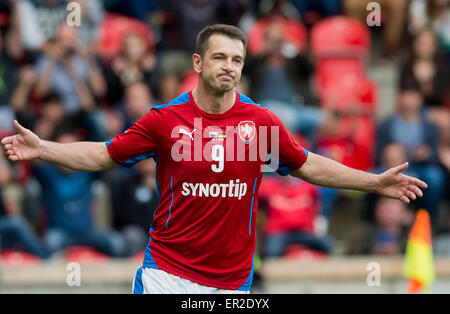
247 15 307 55
178 70 198 95
64 246 110 264
1 250 41 266
319 75 378 112
340 116 376 170
311 16 370 59
318 77 378 170
97 13 154 63
315 58 365 94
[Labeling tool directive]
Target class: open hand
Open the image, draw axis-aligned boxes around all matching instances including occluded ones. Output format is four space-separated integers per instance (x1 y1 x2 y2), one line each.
1 120 41 161
376 162 427 203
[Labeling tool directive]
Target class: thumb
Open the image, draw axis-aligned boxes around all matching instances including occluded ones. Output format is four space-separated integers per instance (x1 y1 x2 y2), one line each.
13 120 28 135
392 162 409 174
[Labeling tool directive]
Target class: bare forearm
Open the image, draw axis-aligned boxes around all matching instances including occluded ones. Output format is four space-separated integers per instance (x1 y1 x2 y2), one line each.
10 83 32 111
292 152 379 193
39 140 116 171
88 62 107 97
73 79 95 111
35 62 54 96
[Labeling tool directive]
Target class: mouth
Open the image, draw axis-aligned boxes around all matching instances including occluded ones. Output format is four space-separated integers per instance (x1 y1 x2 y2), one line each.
218 74 234 80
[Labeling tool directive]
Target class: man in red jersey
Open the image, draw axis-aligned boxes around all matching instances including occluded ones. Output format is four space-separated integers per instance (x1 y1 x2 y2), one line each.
1 24 427 294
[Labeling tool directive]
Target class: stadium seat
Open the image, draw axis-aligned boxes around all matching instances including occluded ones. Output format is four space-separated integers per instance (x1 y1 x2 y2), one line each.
319 75 378 112
64 246 110 264
97 13 154 63
0 250 41 266
315 58 365 95
178 70 199 95
247 15 307 55
316 74 378 171
311 16 370 59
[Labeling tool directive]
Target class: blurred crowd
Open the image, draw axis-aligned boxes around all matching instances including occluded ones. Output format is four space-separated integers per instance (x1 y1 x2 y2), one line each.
0 0 449 267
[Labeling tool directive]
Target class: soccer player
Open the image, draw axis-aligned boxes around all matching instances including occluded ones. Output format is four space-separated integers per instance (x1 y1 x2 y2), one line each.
1 24 427 294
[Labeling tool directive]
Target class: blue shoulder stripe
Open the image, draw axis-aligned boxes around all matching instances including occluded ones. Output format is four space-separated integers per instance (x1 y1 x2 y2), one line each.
154 92 190 109
238 92 261 107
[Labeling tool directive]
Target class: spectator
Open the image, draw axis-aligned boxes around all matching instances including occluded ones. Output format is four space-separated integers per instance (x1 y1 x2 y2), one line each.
31 92 66 140
313 107 371 224
104 32 156 106
102 82 155 247
33 130 125 257
112 158 158 256
343 0 410 58
0 27 20 135
9 64 38 129
400 28 450 109
258 174 332 257
161 0 242 54
70 0 104 47
408 0 450 62
0 148 49 258
245 16 315 106
103 0 159 22
376 77 445 223
121 82 154 129
347 197 412 255
18 0 103 55
18 0 67 55
157 0 243 103
290 0 341 25
34 22 106 116
244 16 321 140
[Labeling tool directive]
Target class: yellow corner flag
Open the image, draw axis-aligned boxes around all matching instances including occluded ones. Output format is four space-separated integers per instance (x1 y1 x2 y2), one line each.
403 209 435 293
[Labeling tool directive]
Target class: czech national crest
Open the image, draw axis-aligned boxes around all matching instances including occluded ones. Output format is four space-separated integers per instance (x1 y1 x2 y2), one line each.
238 121 256 144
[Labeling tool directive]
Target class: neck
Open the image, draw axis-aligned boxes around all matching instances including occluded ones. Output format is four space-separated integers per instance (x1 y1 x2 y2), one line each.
192 80 236 114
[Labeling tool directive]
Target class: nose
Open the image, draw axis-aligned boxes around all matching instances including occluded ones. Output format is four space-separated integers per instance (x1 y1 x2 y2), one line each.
222 58 233 72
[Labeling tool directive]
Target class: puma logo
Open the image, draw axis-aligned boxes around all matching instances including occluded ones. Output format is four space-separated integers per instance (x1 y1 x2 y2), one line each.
179 128 196 141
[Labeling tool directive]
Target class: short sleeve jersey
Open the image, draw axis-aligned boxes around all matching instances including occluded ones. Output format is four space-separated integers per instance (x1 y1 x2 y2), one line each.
106 90 308 290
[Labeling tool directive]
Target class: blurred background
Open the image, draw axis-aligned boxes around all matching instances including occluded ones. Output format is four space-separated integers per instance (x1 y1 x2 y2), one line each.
0 0 449 294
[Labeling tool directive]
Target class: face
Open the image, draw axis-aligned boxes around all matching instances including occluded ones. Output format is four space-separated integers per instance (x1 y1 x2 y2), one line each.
375 198 406 229
193 34 245 93
123 33 146 62
125 83 152 119
413 30 437 59
57 23 79 48
397 90 423 113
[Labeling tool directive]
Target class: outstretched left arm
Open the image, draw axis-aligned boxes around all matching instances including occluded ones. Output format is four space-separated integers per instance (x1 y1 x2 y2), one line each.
291 152 427 203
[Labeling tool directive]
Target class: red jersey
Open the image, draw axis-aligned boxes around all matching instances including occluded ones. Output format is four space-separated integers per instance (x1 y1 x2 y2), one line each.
106 90 308 290
259 175 320 234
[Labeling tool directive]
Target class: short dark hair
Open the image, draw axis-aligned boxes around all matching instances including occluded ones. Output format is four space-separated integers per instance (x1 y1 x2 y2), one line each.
399 76 421 94
195 24 247 57
42 91 62 105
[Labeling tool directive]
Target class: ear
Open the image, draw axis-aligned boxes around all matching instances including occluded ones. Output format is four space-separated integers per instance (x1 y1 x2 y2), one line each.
192 53 202 74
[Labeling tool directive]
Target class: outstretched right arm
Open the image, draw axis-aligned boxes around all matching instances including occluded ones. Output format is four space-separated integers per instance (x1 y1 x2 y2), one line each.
1 120 117 172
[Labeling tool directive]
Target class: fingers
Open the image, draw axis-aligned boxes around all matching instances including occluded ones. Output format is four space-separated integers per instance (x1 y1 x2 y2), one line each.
1 135 13 145
392 162 409 174
399 182 426 204
13 120 27 135
411 177 428 189
405 190 417 201
399 195 410 203
409 185 423 198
